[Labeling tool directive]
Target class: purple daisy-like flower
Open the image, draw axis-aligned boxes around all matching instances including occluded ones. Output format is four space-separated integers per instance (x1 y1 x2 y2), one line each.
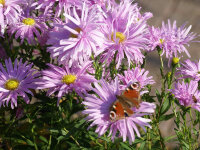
86 0 113 8
0 0 26 34
147 20 198 59
32 0 82 17
118 67 155 94
37 61 96 105
47 3 104 66
100 0 152 68
0 58 40 109
8 15 48 45
146 26 165 52
177 59 200 81
83 78 156 144
170 80 200 111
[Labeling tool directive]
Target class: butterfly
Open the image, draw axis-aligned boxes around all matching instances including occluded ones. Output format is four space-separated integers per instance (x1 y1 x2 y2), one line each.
109 82 141 121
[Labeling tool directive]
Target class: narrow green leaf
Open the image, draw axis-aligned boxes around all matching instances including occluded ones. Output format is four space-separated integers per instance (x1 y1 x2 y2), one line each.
181 140 189 149
159 113 174 121
75 119 86 128
50 129 59 134
25 139 34 146
164 135 176 142
138 142 145 150
160 98 170 115
39 136 48 144
120 142 132 150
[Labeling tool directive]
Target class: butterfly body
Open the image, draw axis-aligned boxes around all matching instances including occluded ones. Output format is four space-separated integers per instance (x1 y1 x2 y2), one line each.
110 82 141 121
192 95 197 103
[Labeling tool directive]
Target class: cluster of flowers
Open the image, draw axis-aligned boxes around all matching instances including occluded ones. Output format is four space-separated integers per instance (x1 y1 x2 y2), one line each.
170 59 200 111
0 0 199 144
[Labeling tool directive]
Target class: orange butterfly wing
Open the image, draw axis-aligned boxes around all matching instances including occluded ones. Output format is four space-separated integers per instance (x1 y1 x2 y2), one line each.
114 101 125 119
123 89 140 108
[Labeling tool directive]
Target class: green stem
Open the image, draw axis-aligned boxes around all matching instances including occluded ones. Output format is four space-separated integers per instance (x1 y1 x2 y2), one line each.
189 109 194 126
47 135 52 150
157 123 166 150
147 127 151 150
28 117 38 150
184 113 192 149
168 65 176 89
63 128 80 148
32 127 38 150
157 49 167 149
104 134 107 149
172 100 177 118
159 54 165 92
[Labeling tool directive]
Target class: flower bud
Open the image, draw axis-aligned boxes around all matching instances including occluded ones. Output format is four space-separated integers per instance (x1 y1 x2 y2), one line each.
172 57 179 65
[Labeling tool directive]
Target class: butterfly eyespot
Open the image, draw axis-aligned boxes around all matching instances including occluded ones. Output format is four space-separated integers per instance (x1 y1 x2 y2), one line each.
110 111 116 120
131 82 140 90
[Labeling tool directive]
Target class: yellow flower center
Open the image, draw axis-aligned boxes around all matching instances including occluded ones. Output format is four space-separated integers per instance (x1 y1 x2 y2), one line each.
0 0 5 5
70 28 81 38
5 79 19 90
159 39 164 44
22 18 35 26
62 74 76 85
111 32 126 43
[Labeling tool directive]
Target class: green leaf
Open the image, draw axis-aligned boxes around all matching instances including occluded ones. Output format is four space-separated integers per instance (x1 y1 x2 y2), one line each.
57 136 66 143
159 113 174 122
160 98 170 115
99 136 110 143
75 119 86 128
50 129 59 134
39 136 48 144
138 142 145 150
164 135 176 142
20 135 34 146
155 89 161 99
25 139 34 146
133 138 145 144
120 142 132 150
181 140 189 149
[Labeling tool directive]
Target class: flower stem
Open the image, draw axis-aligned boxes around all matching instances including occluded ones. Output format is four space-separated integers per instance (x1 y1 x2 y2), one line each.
157 123 166 150
156 48 167 149
159 53 165 92
63 128 80 147
47 135 52 150
147 127 151 150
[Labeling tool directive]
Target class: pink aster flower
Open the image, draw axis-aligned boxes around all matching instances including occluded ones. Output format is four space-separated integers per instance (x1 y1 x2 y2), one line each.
0 58 40 109
146 26 165 52
147 20 198 59
32 0 82 17
118 67 155 94
83 78 156 144
177 59 200 81
170 80 200 112
37 61 96 106
86 0 113 8
100 0 152 68
0 0 26 34
47 3 104 66
8 15 48 45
